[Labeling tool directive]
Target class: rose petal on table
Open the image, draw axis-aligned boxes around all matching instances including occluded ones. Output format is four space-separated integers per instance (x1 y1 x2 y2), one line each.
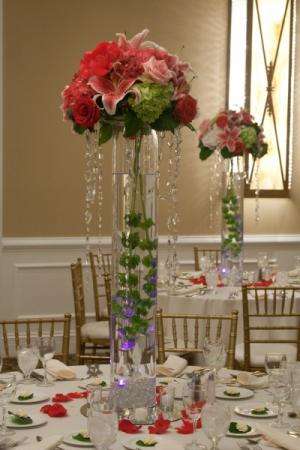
176 419 194 434
119 419 142 433
148 413 170 434
52 393 72 402
190 275 207 285
67 391 88 399
40 403 67 417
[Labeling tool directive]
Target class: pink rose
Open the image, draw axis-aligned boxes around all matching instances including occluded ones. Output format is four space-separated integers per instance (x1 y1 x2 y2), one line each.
72 96 100 128
143 56 174 84
174 94 197 125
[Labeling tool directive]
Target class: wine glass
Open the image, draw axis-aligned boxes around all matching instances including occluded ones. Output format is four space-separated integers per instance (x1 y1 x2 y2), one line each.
269 368 291 428
0 355 2 372
206 269 219 294
183 384 207 450
35 336 55 386
203 337 225 377
200 256 210 276
0 374 17 436
88 387 118 450
202 402 231 450
289 384 300 435
294 256 300 276
17 345 39 384
265 353 287 373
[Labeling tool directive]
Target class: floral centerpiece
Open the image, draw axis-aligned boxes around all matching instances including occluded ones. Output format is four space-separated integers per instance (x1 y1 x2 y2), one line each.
62 29 197 420
198 109 268 284
62 28 197 141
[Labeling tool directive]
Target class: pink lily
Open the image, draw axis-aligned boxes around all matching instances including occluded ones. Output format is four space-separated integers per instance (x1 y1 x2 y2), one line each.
88 75 136 115
117 29 150 50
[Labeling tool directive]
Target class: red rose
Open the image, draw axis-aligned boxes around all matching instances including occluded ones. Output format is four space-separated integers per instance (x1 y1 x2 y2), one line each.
72 96 100 128
80 41 121 78
174 95 197 125
216 113 228 128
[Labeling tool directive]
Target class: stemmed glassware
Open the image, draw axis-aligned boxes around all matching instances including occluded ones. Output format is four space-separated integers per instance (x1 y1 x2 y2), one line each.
183 384 207 450
35 336 55 387
203 337 225 377
88 387 118 450
268 368 291 428
206 268 219 294
0 374 17 436
201 402 231 450
17 344 39 384
265 353 287 373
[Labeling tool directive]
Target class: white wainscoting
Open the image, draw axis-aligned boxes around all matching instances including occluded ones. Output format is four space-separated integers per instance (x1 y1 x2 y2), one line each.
1 235 300 353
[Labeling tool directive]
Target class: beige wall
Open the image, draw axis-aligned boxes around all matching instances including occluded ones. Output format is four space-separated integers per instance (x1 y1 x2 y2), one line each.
3 0 300 237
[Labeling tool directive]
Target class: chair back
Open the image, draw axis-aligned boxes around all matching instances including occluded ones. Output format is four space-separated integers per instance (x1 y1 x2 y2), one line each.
156 308 238 369
88 252 112 321
193 247 220 271
0 313 71 369
242 286 300 371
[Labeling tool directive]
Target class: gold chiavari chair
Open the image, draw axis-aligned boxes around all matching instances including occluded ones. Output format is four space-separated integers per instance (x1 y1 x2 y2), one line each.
236 286 300 371
193 247 221 271
88 252 112 321
156 308 238 369
70 258 110 364
0 313 71 370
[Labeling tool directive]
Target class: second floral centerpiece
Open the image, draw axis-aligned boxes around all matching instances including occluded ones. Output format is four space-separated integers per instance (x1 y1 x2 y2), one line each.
62 29 197 421
198 108 268 284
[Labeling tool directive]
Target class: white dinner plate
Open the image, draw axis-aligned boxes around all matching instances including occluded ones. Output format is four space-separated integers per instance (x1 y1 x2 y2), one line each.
63 433 95 447
11 393 49 404
216 387 254 400
123 436 162 450
178 271 202 280
7 414 47 428
78 377 109 390
227 423 259 438
234 404 277 418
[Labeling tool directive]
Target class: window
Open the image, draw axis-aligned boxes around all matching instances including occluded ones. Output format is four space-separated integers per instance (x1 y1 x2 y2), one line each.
228 0 296 197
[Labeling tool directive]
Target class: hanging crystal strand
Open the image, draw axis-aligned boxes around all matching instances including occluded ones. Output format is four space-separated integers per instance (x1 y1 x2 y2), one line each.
85 127 102 269
254 158 260 222
165 128 182 292
209 151 222 230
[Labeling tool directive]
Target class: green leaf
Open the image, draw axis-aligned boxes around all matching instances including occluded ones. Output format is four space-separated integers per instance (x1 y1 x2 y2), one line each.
199 143 214 161
99 122 113 145
124 110 143 137
151 109 179 132
220 147 233 159
73 123 86 135
186 123 196 132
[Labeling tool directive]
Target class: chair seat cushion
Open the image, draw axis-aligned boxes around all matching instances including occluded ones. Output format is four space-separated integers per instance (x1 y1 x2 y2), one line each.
236 342 297 366
81 321 109 340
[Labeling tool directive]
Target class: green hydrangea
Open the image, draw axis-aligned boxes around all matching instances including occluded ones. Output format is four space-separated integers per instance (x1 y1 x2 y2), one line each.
240 126 257 147
129 82 174 123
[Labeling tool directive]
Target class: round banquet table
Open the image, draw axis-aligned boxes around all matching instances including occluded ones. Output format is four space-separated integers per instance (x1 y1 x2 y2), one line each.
158 287 245 343
3 364 297 450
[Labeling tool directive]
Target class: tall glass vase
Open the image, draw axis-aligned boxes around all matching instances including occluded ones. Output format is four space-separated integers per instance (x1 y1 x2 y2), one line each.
111 124 158 423
221 156 244 285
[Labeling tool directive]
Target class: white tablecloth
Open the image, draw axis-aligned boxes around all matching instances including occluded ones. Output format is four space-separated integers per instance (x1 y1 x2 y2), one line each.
5 365 298 450
158 287 244 343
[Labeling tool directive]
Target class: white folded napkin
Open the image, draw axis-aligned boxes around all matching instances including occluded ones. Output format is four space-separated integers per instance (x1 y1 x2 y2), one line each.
18 435 63 450
255 424 300 450
236 371 268 388
46 359 76 380
156 355 188 376
288 269 299 277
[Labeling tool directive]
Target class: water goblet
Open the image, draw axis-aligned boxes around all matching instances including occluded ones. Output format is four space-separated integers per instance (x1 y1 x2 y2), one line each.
203 337 225 377
200 256 210 276
159 384 175 420
294 256 300 276
0 374 17 436
206 269 219 294
183 384 207 450
265 353 287 373
269 368 291 428
35 336 55 387
201 402 231 450
88 388 118 450
0 355 2 373
288 384 300 435
17 345 39 384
